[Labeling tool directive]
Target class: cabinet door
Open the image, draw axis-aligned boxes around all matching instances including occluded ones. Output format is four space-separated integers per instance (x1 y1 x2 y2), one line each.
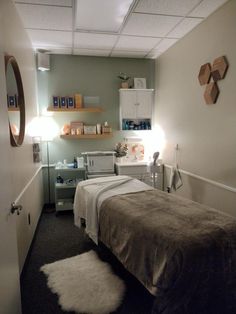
88 155 114 173
136 90 153 118
120 90 137 118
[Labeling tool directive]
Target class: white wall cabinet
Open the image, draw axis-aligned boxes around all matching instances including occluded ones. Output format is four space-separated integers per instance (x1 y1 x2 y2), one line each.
82 151 116 178
119 89 154 130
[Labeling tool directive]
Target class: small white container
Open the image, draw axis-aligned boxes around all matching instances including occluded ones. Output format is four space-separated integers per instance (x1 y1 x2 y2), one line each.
84 125 96 135
96 124 101 134
77 157 84 168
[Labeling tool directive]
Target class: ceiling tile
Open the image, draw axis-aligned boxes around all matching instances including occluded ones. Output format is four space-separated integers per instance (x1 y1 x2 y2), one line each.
14 0 226 59
15 0 72 6
134 0 202 16
122 13 182 37
189 0 228 18
28 29 72 48
73 48 110 57
154 38 178 52
167 17 203 38
74 32 118 49
115 35 161 51
15 3 72 30
146 38 178 59
111 50 147 58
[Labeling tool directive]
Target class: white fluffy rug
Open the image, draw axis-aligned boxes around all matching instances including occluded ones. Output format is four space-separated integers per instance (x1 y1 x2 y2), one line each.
40 250 126 314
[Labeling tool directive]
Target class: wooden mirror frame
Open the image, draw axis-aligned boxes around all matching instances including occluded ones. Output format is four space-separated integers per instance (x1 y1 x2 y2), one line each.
5 54 25 147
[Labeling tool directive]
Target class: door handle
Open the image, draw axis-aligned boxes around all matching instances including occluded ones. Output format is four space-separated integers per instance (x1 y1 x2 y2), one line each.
11 202 22 215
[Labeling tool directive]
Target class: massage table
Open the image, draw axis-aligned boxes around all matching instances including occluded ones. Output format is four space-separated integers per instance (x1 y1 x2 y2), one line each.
73 175 236 314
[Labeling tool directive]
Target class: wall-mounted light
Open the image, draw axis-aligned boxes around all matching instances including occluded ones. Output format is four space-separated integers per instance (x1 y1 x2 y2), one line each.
37 51 50 71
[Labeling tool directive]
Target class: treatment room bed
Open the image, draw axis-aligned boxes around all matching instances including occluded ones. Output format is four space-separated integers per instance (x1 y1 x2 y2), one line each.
73 175 236 314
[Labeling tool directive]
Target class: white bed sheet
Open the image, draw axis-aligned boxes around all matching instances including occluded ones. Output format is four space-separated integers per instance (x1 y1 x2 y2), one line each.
73 175 153 243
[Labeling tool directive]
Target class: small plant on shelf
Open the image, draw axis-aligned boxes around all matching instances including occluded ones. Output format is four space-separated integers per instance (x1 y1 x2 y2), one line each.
117 72 130 88
114 142 128 157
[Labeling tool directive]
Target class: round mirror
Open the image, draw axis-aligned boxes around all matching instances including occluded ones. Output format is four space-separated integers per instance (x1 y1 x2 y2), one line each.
5 54 25 147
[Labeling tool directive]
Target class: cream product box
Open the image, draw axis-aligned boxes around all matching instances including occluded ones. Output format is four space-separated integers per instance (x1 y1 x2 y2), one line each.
77 157 84 168
84 125 96 135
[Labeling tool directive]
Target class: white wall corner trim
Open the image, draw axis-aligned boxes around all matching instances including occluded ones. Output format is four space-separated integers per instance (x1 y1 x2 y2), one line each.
14 166 42 204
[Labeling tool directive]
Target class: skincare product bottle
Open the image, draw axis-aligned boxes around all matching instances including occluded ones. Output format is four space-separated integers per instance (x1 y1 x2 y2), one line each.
73 157 77 168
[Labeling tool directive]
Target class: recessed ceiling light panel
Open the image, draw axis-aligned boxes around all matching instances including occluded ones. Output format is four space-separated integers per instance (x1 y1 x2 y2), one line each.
75 0 134 33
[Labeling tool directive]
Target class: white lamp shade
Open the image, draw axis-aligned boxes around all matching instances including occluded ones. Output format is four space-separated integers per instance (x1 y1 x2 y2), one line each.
27 116 59 141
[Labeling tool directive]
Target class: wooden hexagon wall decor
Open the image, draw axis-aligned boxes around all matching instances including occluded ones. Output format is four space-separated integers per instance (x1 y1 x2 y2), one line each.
211 56 228 82
204 82 219 105
198 63 211 85
198 55 229 105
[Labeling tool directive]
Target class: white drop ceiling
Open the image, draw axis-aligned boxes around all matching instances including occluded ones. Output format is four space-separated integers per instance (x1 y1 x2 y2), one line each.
14 0 228 59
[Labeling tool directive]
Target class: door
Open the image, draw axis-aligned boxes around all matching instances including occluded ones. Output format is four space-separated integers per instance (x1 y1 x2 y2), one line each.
87 155 115 173
120 90 137 118
136 90 153 118
0 53 22 313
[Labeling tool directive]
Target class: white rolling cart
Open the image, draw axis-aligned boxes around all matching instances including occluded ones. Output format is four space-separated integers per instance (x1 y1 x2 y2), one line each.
54 167 86 213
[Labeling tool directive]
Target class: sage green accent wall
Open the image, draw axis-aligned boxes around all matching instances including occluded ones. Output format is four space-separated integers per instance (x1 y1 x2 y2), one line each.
38 55 155 164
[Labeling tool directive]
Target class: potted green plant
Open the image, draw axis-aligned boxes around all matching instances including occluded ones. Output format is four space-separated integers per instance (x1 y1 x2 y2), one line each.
117 72 130 88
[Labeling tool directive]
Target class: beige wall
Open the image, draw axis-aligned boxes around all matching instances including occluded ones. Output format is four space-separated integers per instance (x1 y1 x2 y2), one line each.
155 0 236 215
17 170 44 273
0 0 44 271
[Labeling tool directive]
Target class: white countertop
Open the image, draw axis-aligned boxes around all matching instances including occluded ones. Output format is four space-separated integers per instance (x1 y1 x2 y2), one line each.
115 160 163 167
115 161 149 166
81 151 115 155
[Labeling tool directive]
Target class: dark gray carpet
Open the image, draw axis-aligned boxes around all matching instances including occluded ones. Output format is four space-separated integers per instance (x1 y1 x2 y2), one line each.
20 211 154 314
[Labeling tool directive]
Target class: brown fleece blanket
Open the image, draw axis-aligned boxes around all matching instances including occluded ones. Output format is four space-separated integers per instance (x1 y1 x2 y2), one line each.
99 189 236 314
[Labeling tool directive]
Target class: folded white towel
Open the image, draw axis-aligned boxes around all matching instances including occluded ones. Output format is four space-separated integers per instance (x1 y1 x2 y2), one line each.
73 175 153 244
